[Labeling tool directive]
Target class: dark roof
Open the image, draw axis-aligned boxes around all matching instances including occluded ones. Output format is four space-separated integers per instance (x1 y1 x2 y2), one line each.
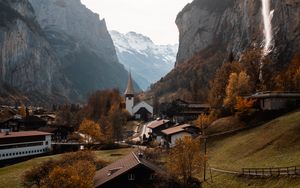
0 131 52 139
94 152 165 187
147 119 170 129
124 73 135 95
161 124 192 135
247 91 300 99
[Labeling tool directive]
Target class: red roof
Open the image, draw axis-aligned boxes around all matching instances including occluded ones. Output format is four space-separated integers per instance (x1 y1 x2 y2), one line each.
147 119 170 129
162 124 192 135
0 131 52 139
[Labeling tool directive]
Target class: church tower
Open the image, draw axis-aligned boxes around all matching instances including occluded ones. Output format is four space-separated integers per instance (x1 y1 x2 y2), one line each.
125 73 135 115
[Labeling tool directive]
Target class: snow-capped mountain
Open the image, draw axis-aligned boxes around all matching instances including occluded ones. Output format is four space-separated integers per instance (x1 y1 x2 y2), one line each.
110 31 178 91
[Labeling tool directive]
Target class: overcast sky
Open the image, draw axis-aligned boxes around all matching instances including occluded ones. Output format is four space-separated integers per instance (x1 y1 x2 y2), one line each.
80 0 193 45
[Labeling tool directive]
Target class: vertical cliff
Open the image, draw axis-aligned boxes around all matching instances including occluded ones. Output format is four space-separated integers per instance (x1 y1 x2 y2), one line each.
176 0 300 65
0 0 69 104
29 0 130 101
0 0 132 105
149 0 300 102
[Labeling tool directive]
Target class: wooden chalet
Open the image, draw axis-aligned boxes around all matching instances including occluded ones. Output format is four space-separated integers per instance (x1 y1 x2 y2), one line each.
173 99 210 122
94 152 166 188
247 91 300 111
147 119 172 143
161 124 200 147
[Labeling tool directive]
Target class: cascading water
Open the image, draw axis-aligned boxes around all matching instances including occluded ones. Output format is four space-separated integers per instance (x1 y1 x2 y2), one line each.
261 0 274 55
260 0 274 83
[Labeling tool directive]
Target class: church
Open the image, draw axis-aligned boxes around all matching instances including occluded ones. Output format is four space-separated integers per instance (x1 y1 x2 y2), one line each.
124 74 153 121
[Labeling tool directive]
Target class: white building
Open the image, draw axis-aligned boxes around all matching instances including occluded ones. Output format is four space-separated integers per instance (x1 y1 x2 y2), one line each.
0 131 52 161
125 73 153 120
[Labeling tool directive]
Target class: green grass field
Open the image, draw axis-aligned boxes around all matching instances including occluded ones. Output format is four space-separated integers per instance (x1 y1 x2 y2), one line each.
203 110 300 188
0 148 133 188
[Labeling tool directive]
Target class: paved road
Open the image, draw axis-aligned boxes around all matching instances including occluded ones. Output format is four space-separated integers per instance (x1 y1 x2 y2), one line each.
132 122 151 142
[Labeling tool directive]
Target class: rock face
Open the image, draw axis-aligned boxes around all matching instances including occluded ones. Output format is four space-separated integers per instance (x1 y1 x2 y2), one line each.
29 0 130 101
0 0 68 104
176 0 300 65
149 0 300 102
110 31 178 90
0 0 131 105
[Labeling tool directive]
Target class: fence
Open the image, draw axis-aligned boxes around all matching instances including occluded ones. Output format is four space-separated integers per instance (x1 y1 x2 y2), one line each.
242 166 300 177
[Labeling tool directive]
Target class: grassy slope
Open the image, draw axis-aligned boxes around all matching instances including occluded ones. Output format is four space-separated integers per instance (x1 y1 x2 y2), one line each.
203 111 300 188
0 148 133 188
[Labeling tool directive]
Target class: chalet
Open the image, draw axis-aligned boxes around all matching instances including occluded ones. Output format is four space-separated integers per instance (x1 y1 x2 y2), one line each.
0 115 23 132
173 99 210 122
247 91 300 111
125 73 153 121
94 152 166 188
161 124 200 147
38 125 72 142
147 119 172 143
0 131 52 161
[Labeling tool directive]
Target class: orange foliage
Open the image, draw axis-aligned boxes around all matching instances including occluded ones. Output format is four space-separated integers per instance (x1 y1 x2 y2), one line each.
235 96 256 112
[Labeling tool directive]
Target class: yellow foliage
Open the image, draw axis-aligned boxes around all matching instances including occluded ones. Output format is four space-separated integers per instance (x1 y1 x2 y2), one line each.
79 119 101 144
235 96 256 112
166 137 203 187
224 71 251 110
18 104 26 118
47 160 96 188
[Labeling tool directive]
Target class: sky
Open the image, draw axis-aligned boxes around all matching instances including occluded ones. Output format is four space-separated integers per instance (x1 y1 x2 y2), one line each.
80 0 193 45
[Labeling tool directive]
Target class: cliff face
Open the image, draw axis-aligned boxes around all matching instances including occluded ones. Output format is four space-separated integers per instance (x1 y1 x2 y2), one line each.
0 0 69 104
148 0 300 102
176 0 300 65
0 0 131 105
29 0 130 101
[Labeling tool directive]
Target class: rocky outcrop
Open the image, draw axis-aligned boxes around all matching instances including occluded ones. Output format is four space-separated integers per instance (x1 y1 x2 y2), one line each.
176 0 300 65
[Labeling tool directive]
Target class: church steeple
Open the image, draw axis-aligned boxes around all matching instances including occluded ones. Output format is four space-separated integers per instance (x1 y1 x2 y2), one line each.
125 72 134 96
125 72 134 115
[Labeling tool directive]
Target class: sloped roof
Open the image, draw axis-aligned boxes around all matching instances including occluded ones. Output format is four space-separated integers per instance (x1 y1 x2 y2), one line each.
147 119 170 129
94 152 164 187
161 124 192 135
124 73 135 95
0 131 52 139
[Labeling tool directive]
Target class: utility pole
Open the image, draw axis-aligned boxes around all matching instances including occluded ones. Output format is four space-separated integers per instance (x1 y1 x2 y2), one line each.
200 117 207 182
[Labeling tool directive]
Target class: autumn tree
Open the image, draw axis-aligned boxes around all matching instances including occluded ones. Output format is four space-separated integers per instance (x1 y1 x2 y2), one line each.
223 71 251 111
23 151 101 188
79 119 102 145
208 61 242 108
46 160 96 188
235 97 256 112
166 137 203 188
107 103 128 141
19 104 26 118
193 111 218 130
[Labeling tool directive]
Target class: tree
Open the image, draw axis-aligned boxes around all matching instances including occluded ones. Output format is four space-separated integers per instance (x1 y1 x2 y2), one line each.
19 104 26 118
235 96 256 114
107 103 128 141
79 119 101 145
46 160 96 188
223 71 251 111
166 137 203 188
22 160 57 188
193 111 218 130
293 67 300 91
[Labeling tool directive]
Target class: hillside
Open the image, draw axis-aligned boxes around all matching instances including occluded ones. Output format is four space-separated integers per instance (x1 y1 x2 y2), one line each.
204 110 300 187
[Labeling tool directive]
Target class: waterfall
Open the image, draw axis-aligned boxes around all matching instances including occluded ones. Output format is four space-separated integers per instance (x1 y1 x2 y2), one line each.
260 0 274 83
261 0 274 55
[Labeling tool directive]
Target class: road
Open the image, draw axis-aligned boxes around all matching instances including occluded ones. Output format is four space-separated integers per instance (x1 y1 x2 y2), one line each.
132 122 151 142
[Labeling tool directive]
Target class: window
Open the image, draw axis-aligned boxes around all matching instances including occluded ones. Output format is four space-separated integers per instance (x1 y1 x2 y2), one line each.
128 174 135 181
46 141 48 145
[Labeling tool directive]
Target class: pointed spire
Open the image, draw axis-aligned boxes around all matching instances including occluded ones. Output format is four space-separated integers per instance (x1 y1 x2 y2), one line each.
125 72 135 95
